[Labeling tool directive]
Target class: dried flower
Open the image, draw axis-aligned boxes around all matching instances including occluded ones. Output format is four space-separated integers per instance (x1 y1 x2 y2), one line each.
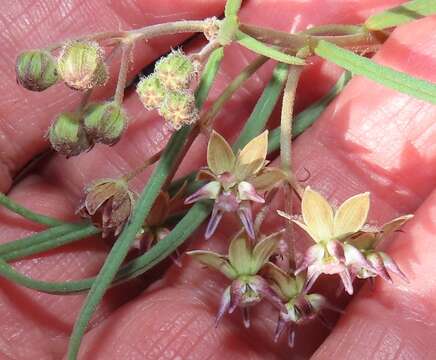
136 74 166 110
185 130 286 239
83 101 127 145
263 263 333 347
16 50 58 91
57 41 108 90
155 50 196 91
279 187 377 294
188 233 283 328
48 112 91 157
78 178 136 237
159 91 199 130
347 214 413 283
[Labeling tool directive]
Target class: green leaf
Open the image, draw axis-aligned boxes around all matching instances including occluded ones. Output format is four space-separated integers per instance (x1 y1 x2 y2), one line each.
268 70 351 153
66 44 225 360
0 193 64 227
365 0 436 30
233 62 289 150
235 30 305 65
314 40 436 105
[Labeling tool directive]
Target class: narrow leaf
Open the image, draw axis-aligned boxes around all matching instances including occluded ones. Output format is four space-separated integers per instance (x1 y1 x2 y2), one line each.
314 40 436 105
365 0 436 30
236 30 305 65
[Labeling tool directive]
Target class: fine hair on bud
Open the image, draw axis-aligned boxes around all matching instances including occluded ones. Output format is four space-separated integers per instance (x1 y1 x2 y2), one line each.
155 49 196 91
57 41 108 90
48 112 91 157
136 74 166 110
16 50 58 91
83 102 127 145
159 90 199 130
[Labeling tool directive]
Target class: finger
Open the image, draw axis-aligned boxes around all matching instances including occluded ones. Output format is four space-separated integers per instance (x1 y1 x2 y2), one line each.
71 2 436 360
312 189 436 360
0 0 225 192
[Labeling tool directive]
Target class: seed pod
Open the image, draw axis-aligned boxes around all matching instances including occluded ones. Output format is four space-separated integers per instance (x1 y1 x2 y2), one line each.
57 41 108 90
136 74 166 110
159 91 199 130
155 50 196 91
48 113 91 157
16 50 58 91
83 102 127 145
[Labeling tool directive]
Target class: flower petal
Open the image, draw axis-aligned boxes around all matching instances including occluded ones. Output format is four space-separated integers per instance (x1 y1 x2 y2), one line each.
295 244 325 275
250 167 287 192
304 266 321 293
251 275 285 312
205 204 223 240
215 286 232 327
237 202 255 239
379 252 409 282
251 234 279 273
333 192 370 238
234 130 268 180
326 239 345 263
186 250 237 279
229 236 252 275
339 268 354 295
348 231 377 250
274 317 287 343
381 214 414 237
238 181 265 203
207 130 235 175
344 243 375 272
147 191 170 227
301 187 334 242
184 181 221 204
367 252 392 283
229 278 245 313
263 262 299 300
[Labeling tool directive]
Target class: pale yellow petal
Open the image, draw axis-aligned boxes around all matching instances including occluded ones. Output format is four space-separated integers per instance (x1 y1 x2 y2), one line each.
333 192 370 238
228 236 252 275
382 214 414 237
234 130 268 180
250 167 287 192
207 130 235 175
187 250 237 279
301 187 334 242
251 233 278 273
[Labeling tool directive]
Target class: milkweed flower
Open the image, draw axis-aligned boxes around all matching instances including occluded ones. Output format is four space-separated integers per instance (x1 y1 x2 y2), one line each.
187 233 284 328
185 130 286 239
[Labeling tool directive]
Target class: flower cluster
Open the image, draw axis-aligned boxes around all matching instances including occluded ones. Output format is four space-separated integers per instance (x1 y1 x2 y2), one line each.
279 187 412 295
185 130 286 239
136 50 200 130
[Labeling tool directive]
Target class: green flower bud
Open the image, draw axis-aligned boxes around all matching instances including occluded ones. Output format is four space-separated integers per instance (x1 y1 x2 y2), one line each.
49 113 91 157
155 50 196 91
159 91 199 130
83 102 127 145
57 41 108 90
136 74 165 110
16 50 58 91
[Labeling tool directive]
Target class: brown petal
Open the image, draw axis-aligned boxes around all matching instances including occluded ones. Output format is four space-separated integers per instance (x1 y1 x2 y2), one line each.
207 130 235 175
186 250 237 279
333 192 370 238
234 130 268 180
250 167 287 192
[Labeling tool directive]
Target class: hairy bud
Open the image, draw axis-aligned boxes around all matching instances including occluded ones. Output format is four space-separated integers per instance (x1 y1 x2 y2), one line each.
16 50 58 91
48 113 90 157
57 41 108 90
155 50 196 91
136 74 166 110
159 91 199 130
83 102 127 145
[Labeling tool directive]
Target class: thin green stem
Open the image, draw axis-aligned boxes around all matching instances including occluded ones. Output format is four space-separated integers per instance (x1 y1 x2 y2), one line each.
0 193 64 227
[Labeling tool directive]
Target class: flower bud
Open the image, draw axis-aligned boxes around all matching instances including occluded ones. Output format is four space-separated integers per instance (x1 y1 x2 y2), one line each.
155 50 196 91
159 91 199 130
16 50 58 91
136 74 165 110
57 41 108 90
83 102 127 145
48 113 91 157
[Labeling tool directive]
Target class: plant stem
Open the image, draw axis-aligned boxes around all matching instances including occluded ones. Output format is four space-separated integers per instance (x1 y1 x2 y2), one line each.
123 151 162 182
114 43 132 105
0 193 64 227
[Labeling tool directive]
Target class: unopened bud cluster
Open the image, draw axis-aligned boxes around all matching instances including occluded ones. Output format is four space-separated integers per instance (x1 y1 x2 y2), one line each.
16 41 108 93
137 49 199 130
49 101 127 157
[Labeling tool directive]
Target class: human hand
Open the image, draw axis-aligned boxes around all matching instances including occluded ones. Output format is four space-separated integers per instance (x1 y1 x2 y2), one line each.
0 0 435 359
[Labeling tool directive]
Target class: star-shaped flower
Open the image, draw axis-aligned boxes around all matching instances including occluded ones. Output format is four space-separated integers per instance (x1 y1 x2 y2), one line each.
279 187 377 295
187 233 284 328
185 130 286 239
